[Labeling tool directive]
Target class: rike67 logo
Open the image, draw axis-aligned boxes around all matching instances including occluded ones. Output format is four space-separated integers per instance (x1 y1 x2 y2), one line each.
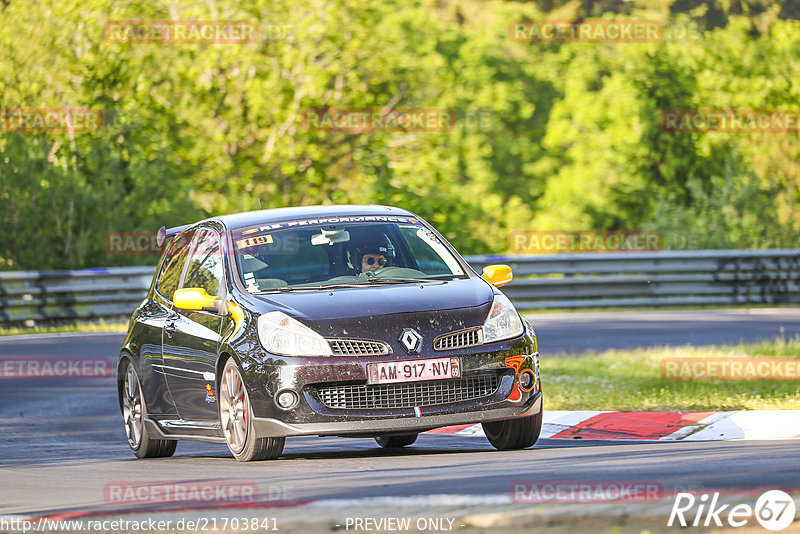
669 490 796 531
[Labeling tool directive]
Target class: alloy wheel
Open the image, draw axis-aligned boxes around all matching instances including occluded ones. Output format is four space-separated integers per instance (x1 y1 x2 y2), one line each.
220 365 248 454
123 366 143 449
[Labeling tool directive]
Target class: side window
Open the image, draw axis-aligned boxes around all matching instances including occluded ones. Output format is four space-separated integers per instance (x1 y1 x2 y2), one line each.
155 230 195 299
184 229 223 296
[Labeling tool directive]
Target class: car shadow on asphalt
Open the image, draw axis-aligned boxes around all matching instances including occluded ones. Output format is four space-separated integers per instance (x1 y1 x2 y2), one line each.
164 435 713 462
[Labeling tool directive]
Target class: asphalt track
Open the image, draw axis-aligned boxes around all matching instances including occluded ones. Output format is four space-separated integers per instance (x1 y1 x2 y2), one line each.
1 308 799 528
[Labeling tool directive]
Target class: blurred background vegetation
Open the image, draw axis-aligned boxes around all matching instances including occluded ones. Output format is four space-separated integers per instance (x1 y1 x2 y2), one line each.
1 0 799 270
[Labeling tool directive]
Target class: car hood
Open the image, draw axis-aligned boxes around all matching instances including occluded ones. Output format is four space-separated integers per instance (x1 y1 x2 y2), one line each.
249 278 493 321
246 279 495 353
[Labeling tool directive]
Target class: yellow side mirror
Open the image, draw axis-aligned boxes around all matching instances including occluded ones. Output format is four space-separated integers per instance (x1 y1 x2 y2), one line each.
173 289 244 335
481 264 513 288
173 288 219 312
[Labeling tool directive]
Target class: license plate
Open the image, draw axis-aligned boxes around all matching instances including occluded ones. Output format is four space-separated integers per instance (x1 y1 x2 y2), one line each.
367 357 461 385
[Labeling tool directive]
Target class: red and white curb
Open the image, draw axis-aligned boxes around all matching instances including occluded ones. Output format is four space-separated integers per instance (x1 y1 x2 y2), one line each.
427 411 800 441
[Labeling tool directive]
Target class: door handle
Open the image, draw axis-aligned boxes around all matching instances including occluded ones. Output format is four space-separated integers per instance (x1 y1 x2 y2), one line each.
165 321 177 338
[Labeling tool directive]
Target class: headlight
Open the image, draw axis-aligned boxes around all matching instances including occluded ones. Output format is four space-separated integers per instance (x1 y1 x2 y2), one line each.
257 312 333 356
482 294 523 343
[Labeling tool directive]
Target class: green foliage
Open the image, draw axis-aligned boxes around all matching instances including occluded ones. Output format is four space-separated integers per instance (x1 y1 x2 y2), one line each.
1 0 798 269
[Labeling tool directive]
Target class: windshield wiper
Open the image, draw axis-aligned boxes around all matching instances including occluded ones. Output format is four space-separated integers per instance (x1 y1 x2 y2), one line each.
361 277 450 284
254 278 450 293
254 286 325 293
310 283 376 289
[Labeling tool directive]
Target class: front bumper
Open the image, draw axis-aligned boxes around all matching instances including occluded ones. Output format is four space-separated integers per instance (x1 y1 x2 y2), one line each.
252 391 541 437
236 323 540 437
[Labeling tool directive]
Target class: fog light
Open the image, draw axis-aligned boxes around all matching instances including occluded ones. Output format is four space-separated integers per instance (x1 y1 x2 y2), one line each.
518 369 535 392
276 389 299 410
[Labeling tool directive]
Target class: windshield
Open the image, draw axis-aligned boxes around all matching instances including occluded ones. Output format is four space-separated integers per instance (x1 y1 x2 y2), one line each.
230 216 467 293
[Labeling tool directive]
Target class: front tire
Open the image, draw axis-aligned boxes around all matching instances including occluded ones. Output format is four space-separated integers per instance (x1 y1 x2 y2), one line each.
483 409 543 451
375 433 418 448
219 359 284 462
122 362 177 459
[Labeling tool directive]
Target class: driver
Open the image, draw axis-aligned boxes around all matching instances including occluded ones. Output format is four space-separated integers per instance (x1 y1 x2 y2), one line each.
361 249 387 273
352 234 395 275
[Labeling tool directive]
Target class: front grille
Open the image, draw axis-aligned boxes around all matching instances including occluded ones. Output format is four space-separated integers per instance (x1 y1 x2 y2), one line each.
433 327 483 351
328 339 391 356
315 374 499 409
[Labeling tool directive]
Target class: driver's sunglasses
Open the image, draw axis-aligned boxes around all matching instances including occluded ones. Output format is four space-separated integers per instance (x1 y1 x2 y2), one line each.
365 257 386 266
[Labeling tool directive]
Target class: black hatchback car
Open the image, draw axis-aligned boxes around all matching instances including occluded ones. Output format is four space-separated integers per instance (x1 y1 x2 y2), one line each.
117 205 542 461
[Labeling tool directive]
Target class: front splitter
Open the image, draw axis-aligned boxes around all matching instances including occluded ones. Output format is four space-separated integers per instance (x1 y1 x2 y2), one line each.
252 394 541 438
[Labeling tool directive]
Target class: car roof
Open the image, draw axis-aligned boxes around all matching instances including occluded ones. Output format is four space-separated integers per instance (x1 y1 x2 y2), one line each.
208 204 417 230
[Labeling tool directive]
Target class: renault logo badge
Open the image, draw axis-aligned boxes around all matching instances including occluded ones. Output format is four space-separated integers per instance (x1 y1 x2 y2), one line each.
399 328 422 354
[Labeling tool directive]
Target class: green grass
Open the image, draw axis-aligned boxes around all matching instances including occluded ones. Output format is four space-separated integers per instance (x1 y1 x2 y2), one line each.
545 336 800 411
0 320 128 336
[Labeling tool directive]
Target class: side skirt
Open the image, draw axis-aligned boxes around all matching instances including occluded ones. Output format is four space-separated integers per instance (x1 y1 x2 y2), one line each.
144 418 227 443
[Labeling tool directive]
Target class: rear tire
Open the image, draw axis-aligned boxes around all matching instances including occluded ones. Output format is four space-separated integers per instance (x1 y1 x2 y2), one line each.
483 409 542 451
122 362 177 459
220 359 285 462
375 433 418 448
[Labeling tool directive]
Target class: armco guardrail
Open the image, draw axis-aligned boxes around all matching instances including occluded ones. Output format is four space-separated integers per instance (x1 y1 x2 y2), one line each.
0 266 155 324
1 249 799 324
468 249 800 309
